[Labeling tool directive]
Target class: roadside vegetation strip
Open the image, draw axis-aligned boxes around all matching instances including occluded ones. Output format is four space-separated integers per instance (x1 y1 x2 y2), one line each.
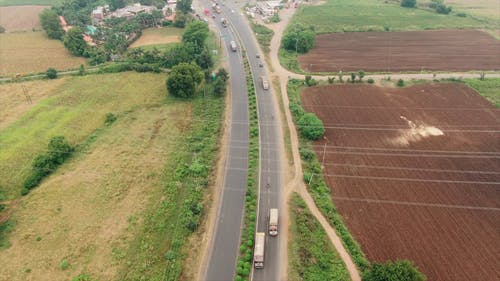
234 51 260 281
249 22 274 54
289 193 350 281
287 79 370 272
463 78 500 108
118 91 225 281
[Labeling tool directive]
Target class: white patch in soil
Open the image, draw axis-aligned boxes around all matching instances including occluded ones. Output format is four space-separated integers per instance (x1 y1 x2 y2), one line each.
390 116 444 146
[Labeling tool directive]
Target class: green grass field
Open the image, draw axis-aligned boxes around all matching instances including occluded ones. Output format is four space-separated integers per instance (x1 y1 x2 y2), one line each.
289 0 495 34
0 72 167 199
464 78 500 107
129 27 183 50
289 194 351 281
0 0 61 6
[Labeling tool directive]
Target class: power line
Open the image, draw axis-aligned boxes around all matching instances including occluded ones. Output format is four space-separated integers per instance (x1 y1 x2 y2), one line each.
309 144 500 155
324 174 500 185
324 163 500 175
331 196 500 211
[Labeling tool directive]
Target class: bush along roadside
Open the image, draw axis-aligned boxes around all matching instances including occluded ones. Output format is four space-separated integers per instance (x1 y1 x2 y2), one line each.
287 79 371 272
117 86 225 281
234 51 260 281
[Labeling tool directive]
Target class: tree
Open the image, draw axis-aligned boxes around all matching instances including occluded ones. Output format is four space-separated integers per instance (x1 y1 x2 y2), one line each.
46 68 57 79
176 0 192 13
0 26 5 33
401 0 417 8
183 21 209 47
78 64 85 75
195 48 213 69
216 68 229 82
363 260 426 281
110 0 126 11
213 77 226 96
350 73 356 83
282 28 316 53
358 70 365 81
40 9 64 40
297 113 325 140
397 79 405 87
166 63 203 98
174 12 189 28
64 26 87 56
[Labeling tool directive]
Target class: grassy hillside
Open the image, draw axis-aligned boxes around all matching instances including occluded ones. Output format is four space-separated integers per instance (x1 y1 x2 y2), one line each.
0 71 225 281
0 72 166 199
464 78 500 107
290 0 494 34
289 194 351 281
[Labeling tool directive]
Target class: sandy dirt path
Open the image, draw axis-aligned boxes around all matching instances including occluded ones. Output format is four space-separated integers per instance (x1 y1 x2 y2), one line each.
266 5 363 281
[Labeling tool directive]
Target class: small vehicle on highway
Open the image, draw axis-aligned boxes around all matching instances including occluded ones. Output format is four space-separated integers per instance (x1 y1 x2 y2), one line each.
259 62 263 67
256 54 260 58
230 40 237 52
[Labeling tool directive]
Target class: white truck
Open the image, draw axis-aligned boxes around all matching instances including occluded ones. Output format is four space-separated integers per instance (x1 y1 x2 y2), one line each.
230 40 237 52
269 208 278 236
261 76 269 90
254 232 265 269
221 17 227 27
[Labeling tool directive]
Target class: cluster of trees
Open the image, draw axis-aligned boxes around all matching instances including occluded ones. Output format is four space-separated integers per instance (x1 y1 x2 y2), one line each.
428 0 452 14
401 0 453 14
22 136 74 195
401 0 416 8
40 9 64 39
282 24 316 53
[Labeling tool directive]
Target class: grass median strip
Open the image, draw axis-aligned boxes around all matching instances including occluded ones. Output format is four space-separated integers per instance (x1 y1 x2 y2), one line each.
234 51 260 281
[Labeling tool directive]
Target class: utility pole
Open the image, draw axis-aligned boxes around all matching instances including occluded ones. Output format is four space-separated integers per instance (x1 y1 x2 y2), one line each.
22 85 32 104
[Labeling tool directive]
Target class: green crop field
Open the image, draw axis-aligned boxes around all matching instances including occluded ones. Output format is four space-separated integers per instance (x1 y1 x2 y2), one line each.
289 194 351 281
464 78 500 107
289 0 495 34
0 0 62 6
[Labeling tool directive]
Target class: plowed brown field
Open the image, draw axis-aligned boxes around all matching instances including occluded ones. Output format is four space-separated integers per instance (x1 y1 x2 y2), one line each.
298 30 500 72
301 83 500 281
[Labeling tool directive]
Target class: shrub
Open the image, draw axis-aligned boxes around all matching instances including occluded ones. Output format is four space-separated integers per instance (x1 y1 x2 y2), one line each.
364 260 426 281
401 0 416 8
298 113 325 140
397 79 405 87
60 259 70 270
457 12 466 17
46 68 57 79
327 77 335 84
367 78 375 84
104 113 117 125
0 26 5 33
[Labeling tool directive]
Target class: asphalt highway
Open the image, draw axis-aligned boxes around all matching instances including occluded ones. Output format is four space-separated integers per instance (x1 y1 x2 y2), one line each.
202 1 283 280
202 2 251 280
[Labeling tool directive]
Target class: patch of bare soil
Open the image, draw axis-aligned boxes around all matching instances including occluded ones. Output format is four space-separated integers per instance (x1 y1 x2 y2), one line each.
299 30 500 72
302 82 500 281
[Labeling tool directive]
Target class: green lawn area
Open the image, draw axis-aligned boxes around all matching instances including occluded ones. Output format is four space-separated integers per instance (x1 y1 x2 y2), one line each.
0 0 61 6
289 0 495 34
0 72 167 199
289 194 351 281
464 78 500 107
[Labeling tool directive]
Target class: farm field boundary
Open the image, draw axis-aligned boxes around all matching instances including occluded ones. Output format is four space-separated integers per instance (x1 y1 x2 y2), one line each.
298 30 500 73
300 82 500 281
